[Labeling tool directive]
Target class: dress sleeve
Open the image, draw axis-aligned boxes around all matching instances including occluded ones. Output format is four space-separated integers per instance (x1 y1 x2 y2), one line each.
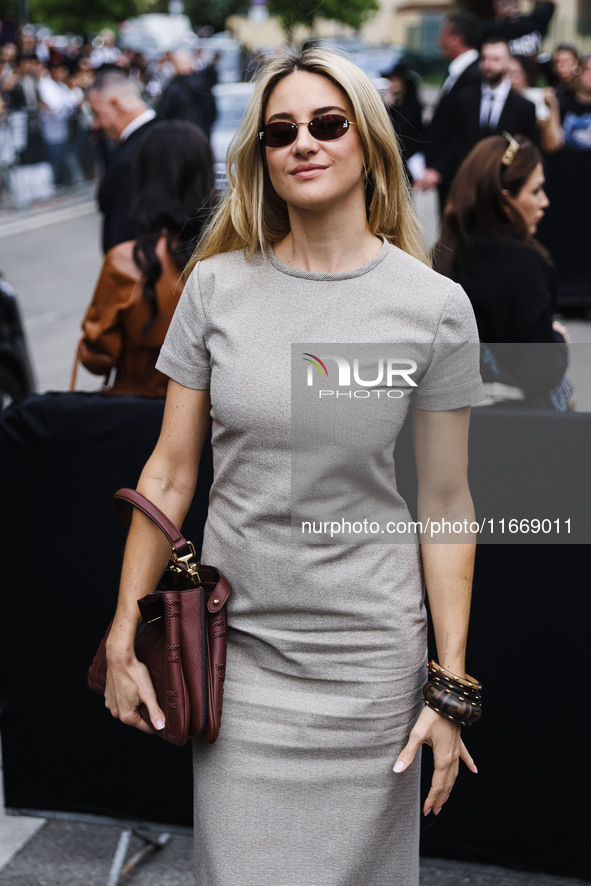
156 262 211 390
413 283 483 411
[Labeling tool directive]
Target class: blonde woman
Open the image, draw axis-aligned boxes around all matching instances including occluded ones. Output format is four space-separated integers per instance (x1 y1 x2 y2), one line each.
104 49 482 885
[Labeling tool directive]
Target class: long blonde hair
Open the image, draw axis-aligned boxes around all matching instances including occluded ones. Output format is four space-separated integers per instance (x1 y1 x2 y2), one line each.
187 48 430 272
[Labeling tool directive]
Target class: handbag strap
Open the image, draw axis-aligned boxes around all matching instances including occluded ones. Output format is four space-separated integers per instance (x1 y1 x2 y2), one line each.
113 487 194 559
113 488 231 610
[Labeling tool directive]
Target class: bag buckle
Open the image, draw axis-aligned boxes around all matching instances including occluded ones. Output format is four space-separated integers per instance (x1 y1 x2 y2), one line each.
170 541 201 582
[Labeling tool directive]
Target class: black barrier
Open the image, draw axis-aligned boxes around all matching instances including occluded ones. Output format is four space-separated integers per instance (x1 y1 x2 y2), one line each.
395 405 591 544
0 393 589 878
419 543 588 879
0 393 211 827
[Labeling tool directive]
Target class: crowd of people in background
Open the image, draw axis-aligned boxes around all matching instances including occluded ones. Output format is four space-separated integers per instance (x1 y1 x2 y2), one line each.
0 11 589 199
0 24 222 198
376 0 591 346
0 6 589 406
380 7 590 199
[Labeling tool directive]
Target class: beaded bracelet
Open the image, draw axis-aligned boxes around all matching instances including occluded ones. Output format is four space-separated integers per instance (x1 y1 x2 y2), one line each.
423 661 483 726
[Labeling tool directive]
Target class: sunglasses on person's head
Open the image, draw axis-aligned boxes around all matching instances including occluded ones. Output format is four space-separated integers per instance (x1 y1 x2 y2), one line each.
258 114 356 148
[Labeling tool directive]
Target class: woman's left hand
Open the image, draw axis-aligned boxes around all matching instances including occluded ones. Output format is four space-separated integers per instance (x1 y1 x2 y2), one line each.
393 706 477 815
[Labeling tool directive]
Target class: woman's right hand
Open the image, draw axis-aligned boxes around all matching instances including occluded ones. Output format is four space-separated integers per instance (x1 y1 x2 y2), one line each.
101 384 211 734
105 644 166 735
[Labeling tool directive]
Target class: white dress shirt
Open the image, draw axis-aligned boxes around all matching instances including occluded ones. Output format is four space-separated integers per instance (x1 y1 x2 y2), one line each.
119 108 156 143
441 49 479 94
479 79 511 129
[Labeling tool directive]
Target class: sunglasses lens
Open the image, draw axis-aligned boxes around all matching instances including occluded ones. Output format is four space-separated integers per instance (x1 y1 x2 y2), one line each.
261 115 351 147
263 122 296 147
308 115 349 140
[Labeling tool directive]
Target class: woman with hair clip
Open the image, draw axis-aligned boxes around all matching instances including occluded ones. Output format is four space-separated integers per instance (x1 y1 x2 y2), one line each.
434 133 573 409
103 49 483 885
74 119 216 396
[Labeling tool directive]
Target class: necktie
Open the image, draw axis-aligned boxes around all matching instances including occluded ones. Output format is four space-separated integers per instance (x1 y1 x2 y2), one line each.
487 93 496 128
480 92 497 130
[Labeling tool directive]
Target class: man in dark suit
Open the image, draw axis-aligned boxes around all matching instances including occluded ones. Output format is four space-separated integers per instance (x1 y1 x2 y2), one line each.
87 71 156 254
419 36 538 214
416 13 482 210
447 38 538 171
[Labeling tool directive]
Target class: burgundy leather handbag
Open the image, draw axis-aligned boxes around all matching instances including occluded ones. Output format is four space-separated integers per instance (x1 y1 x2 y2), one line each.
87 488 231 746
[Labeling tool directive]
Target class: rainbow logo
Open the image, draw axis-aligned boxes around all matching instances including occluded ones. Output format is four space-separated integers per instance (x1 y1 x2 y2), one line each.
302 353 329 377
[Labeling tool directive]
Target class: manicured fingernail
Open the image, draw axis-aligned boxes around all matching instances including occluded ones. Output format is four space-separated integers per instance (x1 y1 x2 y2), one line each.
155 718 165 730
434 807 441 816
393 761 406 773
424 808 432 816
473 765 479 774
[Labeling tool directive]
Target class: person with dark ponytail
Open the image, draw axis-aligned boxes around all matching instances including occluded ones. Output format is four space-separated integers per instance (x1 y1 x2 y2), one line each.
434 133 573 409
75 119 216 396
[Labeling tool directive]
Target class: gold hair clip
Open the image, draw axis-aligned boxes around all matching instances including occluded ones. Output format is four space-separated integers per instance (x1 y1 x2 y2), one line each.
500 132 520 166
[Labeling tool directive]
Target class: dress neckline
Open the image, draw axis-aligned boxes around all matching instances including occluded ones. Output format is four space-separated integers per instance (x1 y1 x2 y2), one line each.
266 236 390 281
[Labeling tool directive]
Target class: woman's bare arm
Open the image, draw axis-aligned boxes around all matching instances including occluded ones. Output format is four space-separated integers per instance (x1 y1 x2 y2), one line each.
393 407 478 815
105 381 211 733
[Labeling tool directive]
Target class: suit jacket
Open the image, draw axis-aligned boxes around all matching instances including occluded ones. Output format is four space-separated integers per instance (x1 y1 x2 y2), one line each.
425 59 482 173
98 118 156 255
439 84 538 206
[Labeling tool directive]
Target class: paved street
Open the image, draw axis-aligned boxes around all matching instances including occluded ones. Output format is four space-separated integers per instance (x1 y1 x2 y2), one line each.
0 816 590 885
0 194 103 394
0 196 590 885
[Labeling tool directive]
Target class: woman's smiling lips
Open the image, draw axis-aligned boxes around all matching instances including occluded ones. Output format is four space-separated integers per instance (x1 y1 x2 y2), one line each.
289 164 327 179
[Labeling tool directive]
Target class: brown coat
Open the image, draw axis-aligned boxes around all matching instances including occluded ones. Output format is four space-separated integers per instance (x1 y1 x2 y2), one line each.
79 237 184 397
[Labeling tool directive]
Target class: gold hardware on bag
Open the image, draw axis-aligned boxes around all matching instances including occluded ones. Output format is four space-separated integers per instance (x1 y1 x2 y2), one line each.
171 540 197 563
170 541 201 582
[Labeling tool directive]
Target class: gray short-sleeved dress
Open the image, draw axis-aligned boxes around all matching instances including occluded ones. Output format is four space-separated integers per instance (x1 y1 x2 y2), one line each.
156 239 482 886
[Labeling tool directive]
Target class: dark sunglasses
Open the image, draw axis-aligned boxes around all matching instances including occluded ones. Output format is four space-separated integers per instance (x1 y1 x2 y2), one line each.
258 114 356 148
